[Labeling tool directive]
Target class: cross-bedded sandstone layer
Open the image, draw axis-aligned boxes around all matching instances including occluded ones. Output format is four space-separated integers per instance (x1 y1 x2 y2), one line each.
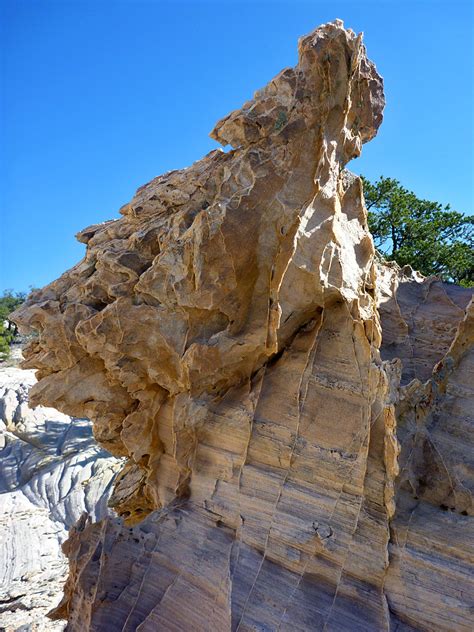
12 20 473 632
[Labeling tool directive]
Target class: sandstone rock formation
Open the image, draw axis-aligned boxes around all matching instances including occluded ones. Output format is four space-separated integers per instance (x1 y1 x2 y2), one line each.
378 268 473 630
11 20 473 632
378 263 472 385
0 367 120 631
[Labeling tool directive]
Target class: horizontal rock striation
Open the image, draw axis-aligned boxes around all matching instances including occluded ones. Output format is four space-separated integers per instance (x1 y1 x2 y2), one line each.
384 295 474 630
12 20 473 632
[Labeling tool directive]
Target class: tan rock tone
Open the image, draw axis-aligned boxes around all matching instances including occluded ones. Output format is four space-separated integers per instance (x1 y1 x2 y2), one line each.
12 20 473 632
377 263 472 384
384 294 474 631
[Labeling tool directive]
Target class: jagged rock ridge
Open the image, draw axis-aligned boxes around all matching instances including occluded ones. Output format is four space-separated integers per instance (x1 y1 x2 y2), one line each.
12 20 473 632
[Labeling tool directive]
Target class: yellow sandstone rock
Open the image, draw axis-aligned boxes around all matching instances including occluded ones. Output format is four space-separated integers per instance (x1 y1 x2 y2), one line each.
12 20 473 632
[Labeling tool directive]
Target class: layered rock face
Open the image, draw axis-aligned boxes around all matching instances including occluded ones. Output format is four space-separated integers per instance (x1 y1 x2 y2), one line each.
0 367 120 631
378 268 473 630
11 20 473 632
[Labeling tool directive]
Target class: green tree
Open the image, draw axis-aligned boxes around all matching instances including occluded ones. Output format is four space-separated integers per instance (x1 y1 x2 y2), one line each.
0 290 27 360
362 176 474 287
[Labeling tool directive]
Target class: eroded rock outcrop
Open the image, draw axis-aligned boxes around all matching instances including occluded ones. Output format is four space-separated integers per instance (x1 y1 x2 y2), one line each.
377 269 474 630
11 20 473 632
378 263 472 384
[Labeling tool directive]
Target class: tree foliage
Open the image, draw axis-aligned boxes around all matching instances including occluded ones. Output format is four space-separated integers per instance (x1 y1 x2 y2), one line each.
363 176 474 287
0 290 26 359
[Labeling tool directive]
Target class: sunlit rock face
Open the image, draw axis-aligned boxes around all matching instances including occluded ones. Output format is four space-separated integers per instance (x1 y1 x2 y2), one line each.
12 20 473 632
0 367 120 631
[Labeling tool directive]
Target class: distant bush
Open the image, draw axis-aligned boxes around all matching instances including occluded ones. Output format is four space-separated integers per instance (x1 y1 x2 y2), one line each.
0 290 27 360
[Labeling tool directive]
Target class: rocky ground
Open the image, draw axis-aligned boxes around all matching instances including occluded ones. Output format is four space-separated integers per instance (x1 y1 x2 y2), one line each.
0 355 121 631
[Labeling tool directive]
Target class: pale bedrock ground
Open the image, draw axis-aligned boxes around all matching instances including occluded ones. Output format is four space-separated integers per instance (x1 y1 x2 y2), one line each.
11 19 474 632
0 367 121 631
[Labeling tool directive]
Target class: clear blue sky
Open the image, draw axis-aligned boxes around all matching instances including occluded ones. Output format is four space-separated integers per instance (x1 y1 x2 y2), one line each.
1 0 473 291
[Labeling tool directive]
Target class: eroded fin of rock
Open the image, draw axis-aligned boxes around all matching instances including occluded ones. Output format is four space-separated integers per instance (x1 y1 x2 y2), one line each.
12 19 473 632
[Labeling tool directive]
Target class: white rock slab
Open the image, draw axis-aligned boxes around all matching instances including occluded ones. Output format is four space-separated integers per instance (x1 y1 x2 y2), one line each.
0 367 121 631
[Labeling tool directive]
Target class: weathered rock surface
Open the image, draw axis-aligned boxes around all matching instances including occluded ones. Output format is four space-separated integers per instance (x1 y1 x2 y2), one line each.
11 20 473 632
0 367 121 631
378 263 472 384
383 292 474 630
